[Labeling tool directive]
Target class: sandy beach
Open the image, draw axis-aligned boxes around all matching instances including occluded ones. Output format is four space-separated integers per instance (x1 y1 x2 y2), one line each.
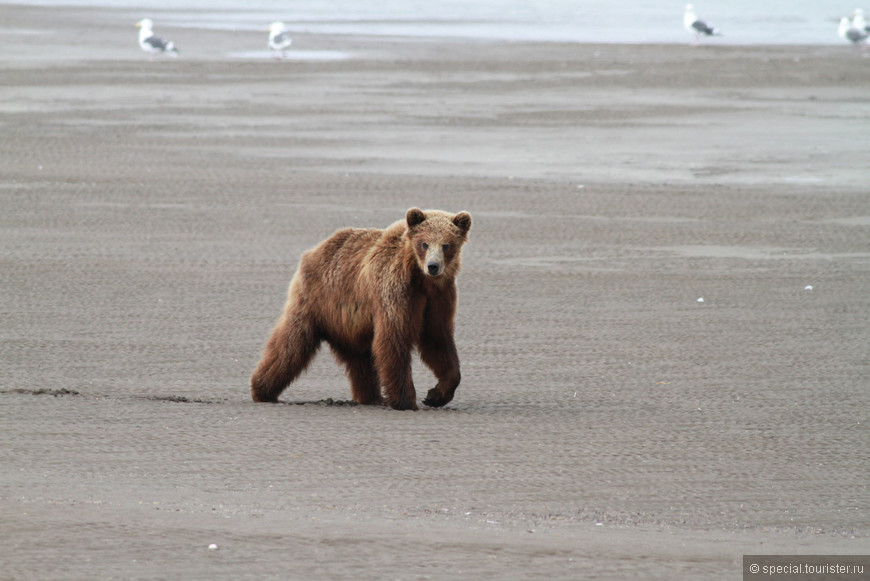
1 4 869 579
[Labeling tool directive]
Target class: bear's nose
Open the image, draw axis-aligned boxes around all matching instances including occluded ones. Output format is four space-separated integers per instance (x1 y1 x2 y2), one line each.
427 263 440 276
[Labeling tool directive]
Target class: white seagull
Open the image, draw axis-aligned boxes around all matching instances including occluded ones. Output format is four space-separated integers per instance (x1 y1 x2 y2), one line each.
136 18 179 59
852 8 870 34
268 21 293 59
683 4 721 45
839 17 869 49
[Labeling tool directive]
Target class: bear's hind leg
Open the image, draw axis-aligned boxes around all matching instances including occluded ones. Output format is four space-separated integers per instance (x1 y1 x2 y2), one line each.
331 346 383 405
251 311 320 403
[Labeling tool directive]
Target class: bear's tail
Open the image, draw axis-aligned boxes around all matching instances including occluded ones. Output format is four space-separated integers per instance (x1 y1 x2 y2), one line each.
250 311 320 402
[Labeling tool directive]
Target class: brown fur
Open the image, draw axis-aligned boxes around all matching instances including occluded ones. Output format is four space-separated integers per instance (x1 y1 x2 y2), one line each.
251 208 472 410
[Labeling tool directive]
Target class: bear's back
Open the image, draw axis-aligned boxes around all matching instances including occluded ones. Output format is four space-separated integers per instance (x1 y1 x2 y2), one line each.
300 227 381 283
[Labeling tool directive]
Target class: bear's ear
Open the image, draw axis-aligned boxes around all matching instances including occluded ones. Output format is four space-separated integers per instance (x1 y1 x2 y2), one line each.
452 211 472 234
406 207 426 229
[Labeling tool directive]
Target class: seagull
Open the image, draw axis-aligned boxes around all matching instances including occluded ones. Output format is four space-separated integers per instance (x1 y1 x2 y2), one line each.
268 21 293 59
839 17 869 49
684 4 721 45
852 8 870 34
136 18 179 59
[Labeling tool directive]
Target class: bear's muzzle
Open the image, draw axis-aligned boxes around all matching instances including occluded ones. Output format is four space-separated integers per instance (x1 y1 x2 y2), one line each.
424 245 445 277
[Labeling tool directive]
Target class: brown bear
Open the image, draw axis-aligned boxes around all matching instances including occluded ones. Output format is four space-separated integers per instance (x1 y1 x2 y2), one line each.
250 207 472 411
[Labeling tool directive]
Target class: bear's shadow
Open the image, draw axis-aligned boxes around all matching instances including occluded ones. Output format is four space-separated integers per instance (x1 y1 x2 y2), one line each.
281 398 361 407
278 398 455 411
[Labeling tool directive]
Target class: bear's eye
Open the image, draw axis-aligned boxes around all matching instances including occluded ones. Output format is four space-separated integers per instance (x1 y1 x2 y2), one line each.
442 244 450 252
421 243 429 250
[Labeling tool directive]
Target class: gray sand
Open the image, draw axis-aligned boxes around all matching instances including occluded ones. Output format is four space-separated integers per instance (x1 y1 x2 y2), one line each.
1 5 868 580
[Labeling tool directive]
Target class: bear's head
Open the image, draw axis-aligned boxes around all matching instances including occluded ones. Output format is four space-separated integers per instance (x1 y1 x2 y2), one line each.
405 207 472 279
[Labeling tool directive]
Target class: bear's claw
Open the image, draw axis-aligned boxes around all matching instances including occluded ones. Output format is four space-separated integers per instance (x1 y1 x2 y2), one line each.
422 387 453 408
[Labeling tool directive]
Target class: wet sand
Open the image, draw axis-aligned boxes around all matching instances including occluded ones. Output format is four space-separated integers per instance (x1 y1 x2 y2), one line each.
1 4 868 579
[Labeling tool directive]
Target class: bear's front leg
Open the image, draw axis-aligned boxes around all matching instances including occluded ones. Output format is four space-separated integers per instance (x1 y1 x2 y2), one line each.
372 318 418 411
419 312 461 408
419 337 460 408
